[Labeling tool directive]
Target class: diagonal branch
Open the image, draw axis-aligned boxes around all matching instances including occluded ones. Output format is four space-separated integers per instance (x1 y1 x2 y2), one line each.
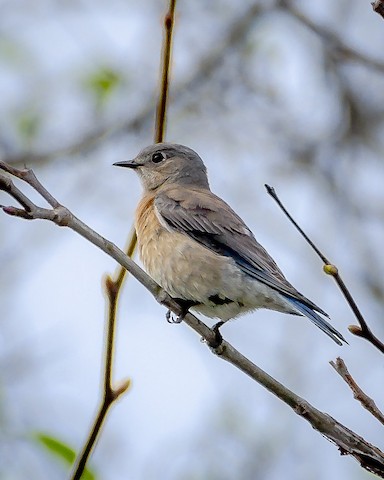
265 184 384 354
1 162 384 478
330 357 384 426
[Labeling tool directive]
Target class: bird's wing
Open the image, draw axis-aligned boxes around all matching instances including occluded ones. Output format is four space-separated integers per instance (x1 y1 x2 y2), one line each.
154 186 326 315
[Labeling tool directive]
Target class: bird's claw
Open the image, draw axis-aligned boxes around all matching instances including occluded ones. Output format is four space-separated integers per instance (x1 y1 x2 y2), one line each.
166 300 197 324
166 309 184 324
209 321 224 348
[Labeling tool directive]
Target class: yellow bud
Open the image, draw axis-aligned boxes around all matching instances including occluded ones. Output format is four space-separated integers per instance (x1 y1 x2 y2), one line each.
323 264 338 276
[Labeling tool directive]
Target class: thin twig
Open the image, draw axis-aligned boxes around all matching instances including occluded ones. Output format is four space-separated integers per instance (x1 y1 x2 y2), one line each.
0 161 60 208
265 184 384 354
1 165 384 477
330 357 384 426
154 0 176 143
68 2 178 477
69 275 130 480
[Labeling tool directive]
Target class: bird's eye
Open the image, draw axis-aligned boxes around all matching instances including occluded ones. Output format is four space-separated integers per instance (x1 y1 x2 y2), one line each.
151 152 166 163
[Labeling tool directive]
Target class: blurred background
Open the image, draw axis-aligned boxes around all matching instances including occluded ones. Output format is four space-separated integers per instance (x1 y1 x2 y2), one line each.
1 0 384 478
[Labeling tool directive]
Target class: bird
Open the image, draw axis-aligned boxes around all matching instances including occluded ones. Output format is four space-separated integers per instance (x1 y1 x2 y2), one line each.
114 143 346 346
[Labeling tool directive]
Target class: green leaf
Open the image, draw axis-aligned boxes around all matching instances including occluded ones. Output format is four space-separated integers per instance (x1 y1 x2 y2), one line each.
34 432 96 480
84 66 121 107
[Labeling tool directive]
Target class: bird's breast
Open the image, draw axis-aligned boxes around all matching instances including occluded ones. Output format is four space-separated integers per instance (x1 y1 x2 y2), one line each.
135 193 233 302
135 194 165 271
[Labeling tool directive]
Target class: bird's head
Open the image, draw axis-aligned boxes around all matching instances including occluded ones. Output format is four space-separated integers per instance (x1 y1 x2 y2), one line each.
114 143 210 191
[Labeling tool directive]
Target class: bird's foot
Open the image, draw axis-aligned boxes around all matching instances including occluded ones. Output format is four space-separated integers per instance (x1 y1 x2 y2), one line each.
166 309 183 324
166 299 197 324
208 321 224 348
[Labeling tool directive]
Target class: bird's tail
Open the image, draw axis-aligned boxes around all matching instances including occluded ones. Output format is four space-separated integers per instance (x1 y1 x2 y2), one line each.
286 297 346 346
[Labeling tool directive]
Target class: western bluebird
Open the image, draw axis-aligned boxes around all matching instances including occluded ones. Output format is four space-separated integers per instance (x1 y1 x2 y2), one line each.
114 143 345 345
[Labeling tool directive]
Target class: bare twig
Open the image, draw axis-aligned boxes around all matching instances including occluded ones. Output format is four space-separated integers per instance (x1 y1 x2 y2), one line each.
69 275 131 480
1 163 384 477
330 357 384 426
265 184 384 354
67 1 178 477
372 0 384 19
154 0 176 143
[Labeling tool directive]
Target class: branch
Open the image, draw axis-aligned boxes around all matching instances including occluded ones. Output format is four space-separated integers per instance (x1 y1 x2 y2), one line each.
69 275 131 480
372 1 384 19
2 164 384 477
154 0 176 143
330 357 384 426
265 184 384 355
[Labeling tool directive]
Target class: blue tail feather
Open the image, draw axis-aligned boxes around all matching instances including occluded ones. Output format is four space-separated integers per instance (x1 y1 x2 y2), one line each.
286 297 346 346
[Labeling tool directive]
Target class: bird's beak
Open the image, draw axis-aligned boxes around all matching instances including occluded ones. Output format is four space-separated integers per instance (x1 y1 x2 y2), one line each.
113 159 142 169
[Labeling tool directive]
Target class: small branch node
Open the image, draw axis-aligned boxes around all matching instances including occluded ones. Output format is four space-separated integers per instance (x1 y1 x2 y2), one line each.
1 205 33 219
52 206 70 226
294 400 311 416
348 325 364 336
104 274 119 300
165 13 173 29
113 378 132 399
323 264 338 276
19 166 35 180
